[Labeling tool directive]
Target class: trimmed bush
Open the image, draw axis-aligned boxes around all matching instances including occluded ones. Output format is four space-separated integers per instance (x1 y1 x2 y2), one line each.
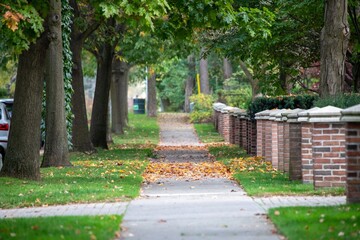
313 93 360 109
247 95 318 119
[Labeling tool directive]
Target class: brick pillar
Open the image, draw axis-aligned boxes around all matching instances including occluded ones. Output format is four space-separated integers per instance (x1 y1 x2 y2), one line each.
256 119 264 157
240 115 248 151
341 104 360 203
277 120 285 172
229 114 235 144
270 110 280 169
309 106 346 189
222 112 231 142
298 107 320 184
265 117 272 163
218 112 224 137
234 116 241 146
250 120 257 155
289 122 302 180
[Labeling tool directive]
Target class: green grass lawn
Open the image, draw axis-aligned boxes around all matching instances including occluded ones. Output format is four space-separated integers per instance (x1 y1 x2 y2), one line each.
0 215 122 240
194 123 224 143
268 205 360 240
112 113 159 145
0 113 159 209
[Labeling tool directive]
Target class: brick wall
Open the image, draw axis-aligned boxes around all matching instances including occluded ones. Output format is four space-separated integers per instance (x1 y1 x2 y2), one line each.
289 123 302 180
278 121 285 172
301 122 314 184
265 119 272 162
256 119 264 157
271 121 279 168
312 123 346 188
234 116 241 146
222 112 231 142
241 117 248 151
345 122 360 203
229 114 235 144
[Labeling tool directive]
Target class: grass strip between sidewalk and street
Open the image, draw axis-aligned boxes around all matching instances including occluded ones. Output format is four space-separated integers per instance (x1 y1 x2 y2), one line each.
0 215 122 240
268 205 360 240
194 123 345 197
0 113 159 209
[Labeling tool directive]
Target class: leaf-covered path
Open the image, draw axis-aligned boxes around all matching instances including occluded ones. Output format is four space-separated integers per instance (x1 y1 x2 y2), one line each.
119 113 279 240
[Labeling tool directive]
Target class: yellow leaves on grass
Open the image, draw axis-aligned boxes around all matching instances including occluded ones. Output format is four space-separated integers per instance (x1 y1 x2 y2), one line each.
143 161 231 182
155 145 207 151
228 156 276 173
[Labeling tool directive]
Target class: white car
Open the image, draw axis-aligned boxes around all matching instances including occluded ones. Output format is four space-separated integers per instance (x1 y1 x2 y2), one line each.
0 102 10 170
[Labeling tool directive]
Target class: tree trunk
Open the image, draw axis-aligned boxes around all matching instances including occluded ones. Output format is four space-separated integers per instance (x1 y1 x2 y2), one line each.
70 33 95 152
90 43 113 149
223 58 233 80
184 54 196 112
320 0 350 96
107 98 113 144
199 48 210 94
0 33 48 180
239 60 259 100
42 0 71 167
111 58 129 134
147 70 157 117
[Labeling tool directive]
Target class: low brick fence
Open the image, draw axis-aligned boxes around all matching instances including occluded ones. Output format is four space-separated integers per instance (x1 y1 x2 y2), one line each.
213 103 360 203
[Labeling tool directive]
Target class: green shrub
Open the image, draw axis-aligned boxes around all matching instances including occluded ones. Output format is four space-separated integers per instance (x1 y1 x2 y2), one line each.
189 94 214 123
313 93 360 109
218 85 252 110
247 95 318 119
0 88 8 98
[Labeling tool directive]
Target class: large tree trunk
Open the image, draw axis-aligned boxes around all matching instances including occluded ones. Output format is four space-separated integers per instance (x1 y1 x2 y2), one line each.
184 54 196 112
70 30 95 152
223 58 233 80
320 0 350 96
199 48 210 94
90 43 113 149
0 33 48 180
147 70 157 117
239 60 259 100
42 0 71 167
111 58 129 134
69 0 96 152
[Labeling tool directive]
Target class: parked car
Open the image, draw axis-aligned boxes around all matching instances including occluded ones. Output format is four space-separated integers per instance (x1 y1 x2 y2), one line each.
0 102 11 170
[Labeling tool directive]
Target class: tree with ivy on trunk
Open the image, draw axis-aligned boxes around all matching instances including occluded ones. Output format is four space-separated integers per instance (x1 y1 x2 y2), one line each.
42 0 72 167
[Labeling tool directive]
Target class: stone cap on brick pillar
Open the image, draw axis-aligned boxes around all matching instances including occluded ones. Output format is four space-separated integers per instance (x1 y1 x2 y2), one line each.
282 108 304 122
213 103 227 111
341 104 360 122
308 106 343 123
297 107 321 122
269 109 287 121
231 108 246 117
255 109 271 120
221 106 237 114
238 110 249 119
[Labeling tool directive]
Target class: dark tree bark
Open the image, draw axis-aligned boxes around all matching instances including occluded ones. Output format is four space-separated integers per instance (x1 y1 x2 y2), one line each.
320 0 350 96
199 49 210 94
223 58 233 80
111 58 129 134
184 54 195 112
42 0 71 167
239 60 259 100
90 42 114 149
69 0 96 152
147 71 157 117
0 33 49 180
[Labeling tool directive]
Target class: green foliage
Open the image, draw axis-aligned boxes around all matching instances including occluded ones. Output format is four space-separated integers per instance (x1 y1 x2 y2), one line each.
0 88 8 98
247 95 318 119
313 93 360 109
218 82 252 109
269 205 360 240
194 123 224 143
0 215 122 240
157 58 187 111
189 94 214 123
